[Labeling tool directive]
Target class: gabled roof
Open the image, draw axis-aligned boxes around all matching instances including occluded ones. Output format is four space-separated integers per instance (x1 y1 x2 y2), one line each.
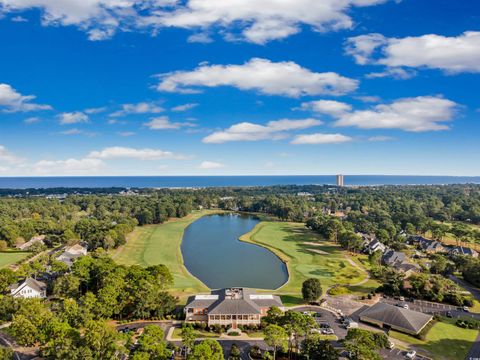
360 302 432 334
382 250 406 266
185 288 283 315
11 277 47 295
449 246 478 256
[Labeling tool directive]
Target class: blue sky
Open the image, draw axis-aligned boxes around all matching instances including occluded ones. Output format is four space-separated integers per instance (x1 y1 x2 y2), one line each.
0 0 478 176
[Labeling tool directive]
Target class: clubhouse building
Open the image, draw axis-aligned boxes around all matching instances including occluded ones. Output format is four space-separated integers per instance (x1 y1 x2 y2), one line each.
184 288 284 328
359 302 433 335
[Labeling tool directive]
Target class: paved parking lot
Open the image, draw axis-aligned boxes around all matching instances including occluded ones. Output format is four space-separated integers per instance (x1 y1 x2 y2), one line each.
293 306 347 339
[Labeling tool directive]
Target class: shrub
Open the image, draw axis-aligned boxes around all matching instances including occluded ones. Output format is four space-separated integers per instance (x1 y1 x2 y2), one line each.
329 285 349 296
228 331 240 336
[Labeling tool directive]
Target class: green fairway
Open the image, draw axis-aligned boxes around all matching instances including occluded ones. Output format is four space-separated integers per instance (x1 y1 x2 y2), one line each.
390 319 478 360
240 221 368 299
111 210 221 296
0 251 30 269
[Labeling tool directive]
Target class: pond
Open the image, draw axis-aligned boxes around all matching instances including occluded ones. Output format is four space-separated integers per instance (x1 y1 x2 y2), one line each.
181 213 288 290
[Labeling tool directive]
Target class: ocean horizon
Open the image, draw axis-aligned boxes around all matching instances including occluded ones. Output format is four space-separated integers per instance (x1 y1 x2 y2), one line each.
0 175 479 189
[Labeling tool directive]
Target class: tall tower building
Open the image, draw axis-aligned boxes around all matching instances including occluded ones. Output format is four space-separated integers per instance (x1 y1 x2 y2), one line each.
336 174 344 187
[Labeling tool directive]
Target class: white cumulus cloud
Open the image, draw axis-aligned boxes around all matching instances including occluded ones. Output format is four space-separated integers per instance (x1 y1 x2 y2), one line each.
171 103 198 112
88 146 187 160
346 31 480 74
300 100 352 116
0 145 23 164
0 0 388 43
334 96 458 132
34 158 104 175
144 116 196 130
156 58 359 97
110 102 164 117
58 111 89 125
203 118 322 143
0 83 51 112
198 161 224 169
291 133 353 144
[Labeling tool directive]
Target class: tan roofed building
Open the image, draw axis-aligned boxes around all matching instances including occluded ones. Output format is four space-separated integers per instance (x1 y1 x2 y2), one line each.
360 302 433 335
185 288 284 329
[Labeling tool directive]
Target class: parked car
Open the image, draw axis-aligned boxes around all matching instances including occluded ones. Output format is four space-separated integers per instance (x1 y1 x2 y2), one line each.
406 350 416 359
322 328 335 335
399 296 405 301
446 311 453 318
320 322 330 329
387 341 395 349
463 306 470 312
403 304 409 310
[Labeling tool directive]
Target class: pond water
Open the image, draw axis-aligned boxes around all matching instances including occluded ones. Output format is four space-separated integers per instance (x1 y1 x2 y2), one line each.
181 213 288 289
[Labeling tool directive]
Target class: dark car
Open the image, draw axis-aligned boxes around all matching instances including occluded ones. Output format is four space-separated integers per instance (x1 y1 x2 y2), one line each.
446 311 453 318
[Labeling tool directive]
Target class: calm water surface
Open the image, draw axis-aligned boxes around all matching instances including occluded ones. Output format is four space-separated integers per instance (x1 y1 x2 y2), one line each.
181 213 288 289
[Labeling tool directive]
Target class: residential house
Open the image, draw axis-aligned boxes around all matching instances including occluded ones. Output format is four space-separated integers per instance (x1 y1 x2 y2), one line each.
185 288 284 329
382 250 419 277
365 239 387 254
448 246 479 258
16 235 45 251
10 277 47 299
56 244 88 267
408 236 444 254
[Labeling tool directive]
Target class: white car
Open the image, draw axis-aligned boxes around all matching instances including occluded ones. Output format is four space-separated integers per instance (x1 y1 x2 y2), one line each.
399 296 405 301
322 328 335 335
403 304 409 309
406 350 416 359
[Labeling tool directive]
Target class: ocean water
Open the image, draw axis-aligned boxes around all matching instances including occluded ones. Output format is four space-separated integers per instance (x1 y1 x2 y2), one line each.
0 175 479 189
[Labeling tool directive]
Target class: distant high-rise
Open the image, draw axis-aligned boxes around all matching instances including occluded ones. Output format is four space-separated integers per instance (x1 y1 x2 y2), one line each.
336 174 344 187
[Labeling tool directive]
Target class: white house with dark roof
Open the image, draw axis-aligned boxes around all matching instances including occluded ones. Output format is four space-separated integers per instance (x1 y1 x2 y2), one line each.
10 278 47 299
185 288 284 329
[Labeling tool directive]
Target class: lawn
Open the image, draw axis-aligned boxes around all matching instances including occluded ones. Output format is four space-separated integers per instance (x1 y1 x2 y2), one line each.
390 318 478 360
0 251 30 269
111 210 222 297
240 221 369 301
171 327 219 339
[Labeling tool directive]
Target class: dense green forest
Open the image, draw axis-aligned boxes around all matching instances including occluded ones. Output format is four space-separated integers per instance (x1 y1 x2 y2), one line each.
1 184 479 251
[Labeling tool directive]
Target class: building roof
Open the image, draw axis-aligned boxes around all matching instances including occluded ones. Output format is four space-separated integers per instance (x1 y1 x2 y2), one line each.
360 302 432 334
11 277 47 294
449 246 478 256
382 250 406 266
185 288 283 315
64 244 87 255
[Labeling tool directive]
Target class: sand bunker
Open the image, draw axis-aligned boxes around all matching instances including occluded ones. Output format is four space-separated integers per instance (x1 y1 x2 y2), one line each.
307 248 329 255
303 241 321 246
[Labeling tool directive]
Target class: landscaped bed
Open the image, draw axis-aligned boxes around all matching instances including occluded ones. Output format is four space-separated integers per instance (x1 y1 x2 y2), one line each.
389 318 478 360
171 327 221 339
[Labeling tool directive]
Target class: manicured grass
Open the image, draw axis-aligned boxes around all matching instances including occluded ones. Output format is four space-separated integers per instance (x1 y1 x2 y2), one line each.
240 221 369 300
390 319 478 360
0 251 30 269
111 210 222 296
171 327 219 339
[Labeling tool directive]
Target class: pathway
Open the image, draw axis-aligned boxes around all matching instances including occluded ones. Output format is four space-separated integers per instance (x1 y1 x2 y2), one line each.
343 255 371 287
